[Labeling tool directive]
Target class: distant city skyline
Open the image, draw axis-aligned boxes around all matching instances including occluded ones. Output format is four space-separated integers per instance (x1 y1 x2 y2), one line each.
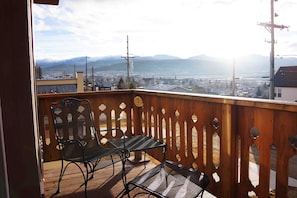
33 0 297 60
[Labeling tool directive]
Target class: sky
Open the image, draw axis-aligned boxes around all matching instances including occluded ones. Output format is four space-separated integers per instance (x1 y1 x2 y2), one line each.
32 0 297 60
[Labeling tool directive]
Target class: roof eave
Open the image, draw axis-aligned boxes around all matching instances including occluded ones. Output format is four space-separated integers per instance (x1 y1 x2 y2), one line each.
34 0 59 5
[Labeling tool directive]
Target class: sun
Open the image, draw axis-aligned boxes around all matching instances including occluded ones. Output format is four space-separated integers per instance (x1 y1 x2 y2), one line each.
198 0 267 60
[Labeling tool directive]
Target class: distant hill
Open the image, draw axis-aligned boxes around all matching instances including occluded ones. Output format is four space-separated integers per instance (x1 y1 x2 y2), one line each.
36 54 297 79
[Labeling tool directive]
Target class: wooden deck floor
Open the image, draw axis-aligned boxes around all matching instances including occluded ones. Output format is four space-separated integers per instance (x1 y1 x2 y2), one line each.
43 155 160 198
43 154 217 198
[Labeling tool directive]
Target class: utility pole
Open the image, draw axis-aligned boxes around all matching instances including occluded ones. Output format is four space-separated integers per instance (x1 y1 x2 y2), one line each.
91 65 95 91
232 57 235 96
121 35 134 83
258 0 288 99
85 56 88 90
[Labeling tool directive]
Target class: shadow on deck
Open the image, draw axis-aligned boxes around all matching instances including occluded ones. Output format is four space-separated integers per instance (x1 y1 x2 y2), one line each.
43 156 157 198
43 155 216 198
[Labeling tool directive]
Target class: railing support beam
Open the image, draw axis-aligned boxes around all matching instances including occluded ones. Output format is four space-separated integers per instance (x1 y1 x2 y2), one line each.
220 104 237 197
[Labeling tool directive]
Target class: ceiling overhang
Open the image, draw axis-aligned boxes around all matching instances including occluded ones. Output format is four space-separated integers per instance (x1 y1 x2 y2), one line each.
34 0 59 5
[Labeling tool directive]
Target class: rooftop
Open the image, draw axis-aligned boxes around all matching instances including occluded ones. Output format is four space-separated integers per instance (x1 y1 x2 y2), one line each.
275 66 297 87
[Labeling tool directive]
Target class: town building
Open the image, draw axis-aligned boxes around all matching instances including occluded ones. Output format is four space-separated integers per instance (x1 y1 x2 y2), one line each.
274 66 297 102
36 72 84 93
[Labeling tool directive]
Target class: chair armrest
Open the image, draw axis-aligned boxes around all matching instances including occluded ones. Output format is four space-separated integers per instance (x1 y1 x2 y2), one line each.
98 127 125 136
98 127 127 148
57 139 90 161
165 160 209 190
59 139 86 147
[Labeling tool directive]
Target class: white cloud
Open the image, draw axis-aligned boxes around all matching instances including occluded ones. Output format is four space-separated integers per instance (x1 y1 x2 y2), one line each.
33 0 297 60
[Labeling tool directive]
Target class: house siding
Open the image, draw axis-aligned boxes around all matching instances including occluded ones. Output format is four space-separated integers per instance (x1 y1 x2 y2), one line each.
275 87 297 102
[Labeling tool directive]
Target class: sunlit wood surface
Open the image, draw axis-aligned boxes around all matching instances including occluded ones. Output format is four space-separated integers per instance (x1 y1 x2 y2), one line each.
43 155 216 198
43 156 157 198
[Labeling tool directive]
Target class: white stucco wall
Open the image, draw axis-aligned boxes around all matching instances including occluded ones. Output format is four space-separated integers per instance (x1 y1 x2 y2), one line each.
275 87 297 102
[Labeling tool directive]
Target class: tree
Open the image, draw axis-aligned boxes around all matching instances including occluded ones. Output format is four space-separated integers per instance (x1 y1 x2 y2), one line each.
129 80 136 89
117 78 126 89
256 86 262 97
35 65 42 79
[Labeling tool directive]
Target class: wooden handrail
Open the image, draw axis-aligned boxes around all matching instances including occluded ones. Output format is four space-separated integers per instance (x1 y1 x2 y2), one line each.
38 90 297 198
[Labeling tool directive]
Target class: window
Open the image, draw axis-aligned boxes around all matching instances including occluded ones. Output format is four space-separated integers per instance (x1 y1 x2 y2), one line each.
277 88 282 98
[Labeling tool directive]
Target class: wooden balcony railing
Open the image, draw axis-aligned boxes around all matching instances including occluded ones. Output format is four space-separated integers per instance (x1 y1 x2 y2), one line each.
37 90 297 198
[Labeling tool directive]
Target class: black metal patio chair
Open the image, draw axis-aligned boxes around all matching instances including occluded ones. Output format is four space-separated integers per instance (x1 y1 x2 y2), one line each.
50 97 127 197
108 134 167 165
125 160 209 198
109 134 167 194
108 95 167 167
106 96 167 196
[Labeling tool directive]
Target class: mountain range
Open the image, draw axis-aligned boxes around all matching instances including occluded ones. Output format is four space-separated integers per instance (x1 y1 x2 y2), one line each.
36 54 297 79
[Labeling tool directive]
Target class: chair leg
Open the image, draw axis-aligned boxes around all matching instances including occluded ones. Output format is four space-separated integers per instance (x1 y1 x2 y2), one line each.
87 162 95 180
83 162 93 198
67 162 90 198
110 155 115 176
55 160 76 195
200 190 205 197
84 170 88 198
143 151 146 169
83 172 88 198
55 160 65 194
119 150 133 198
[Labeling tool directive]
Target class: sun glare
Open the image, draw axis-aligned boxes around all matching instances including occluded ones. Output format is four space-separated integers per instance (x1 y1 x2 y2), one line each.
195 0 268 60
33 0 278 60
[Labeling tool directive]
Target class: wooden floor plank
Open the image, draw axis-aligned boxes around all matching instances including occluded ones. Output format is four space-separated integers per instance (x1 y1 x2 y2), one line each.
43 155 216 198
43 156 157 198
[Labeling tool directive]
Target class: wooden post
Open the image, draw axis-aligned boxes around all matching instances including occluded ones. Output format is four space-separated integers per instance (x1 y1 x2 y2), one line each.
220 104 236 197
133 96 144 161
0 0 42 196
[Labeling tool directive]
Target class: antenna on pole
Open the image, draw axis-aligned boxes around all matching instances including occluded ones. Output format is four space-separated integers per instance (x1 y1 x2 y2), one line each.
258 0 288 100
121 35 134 83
